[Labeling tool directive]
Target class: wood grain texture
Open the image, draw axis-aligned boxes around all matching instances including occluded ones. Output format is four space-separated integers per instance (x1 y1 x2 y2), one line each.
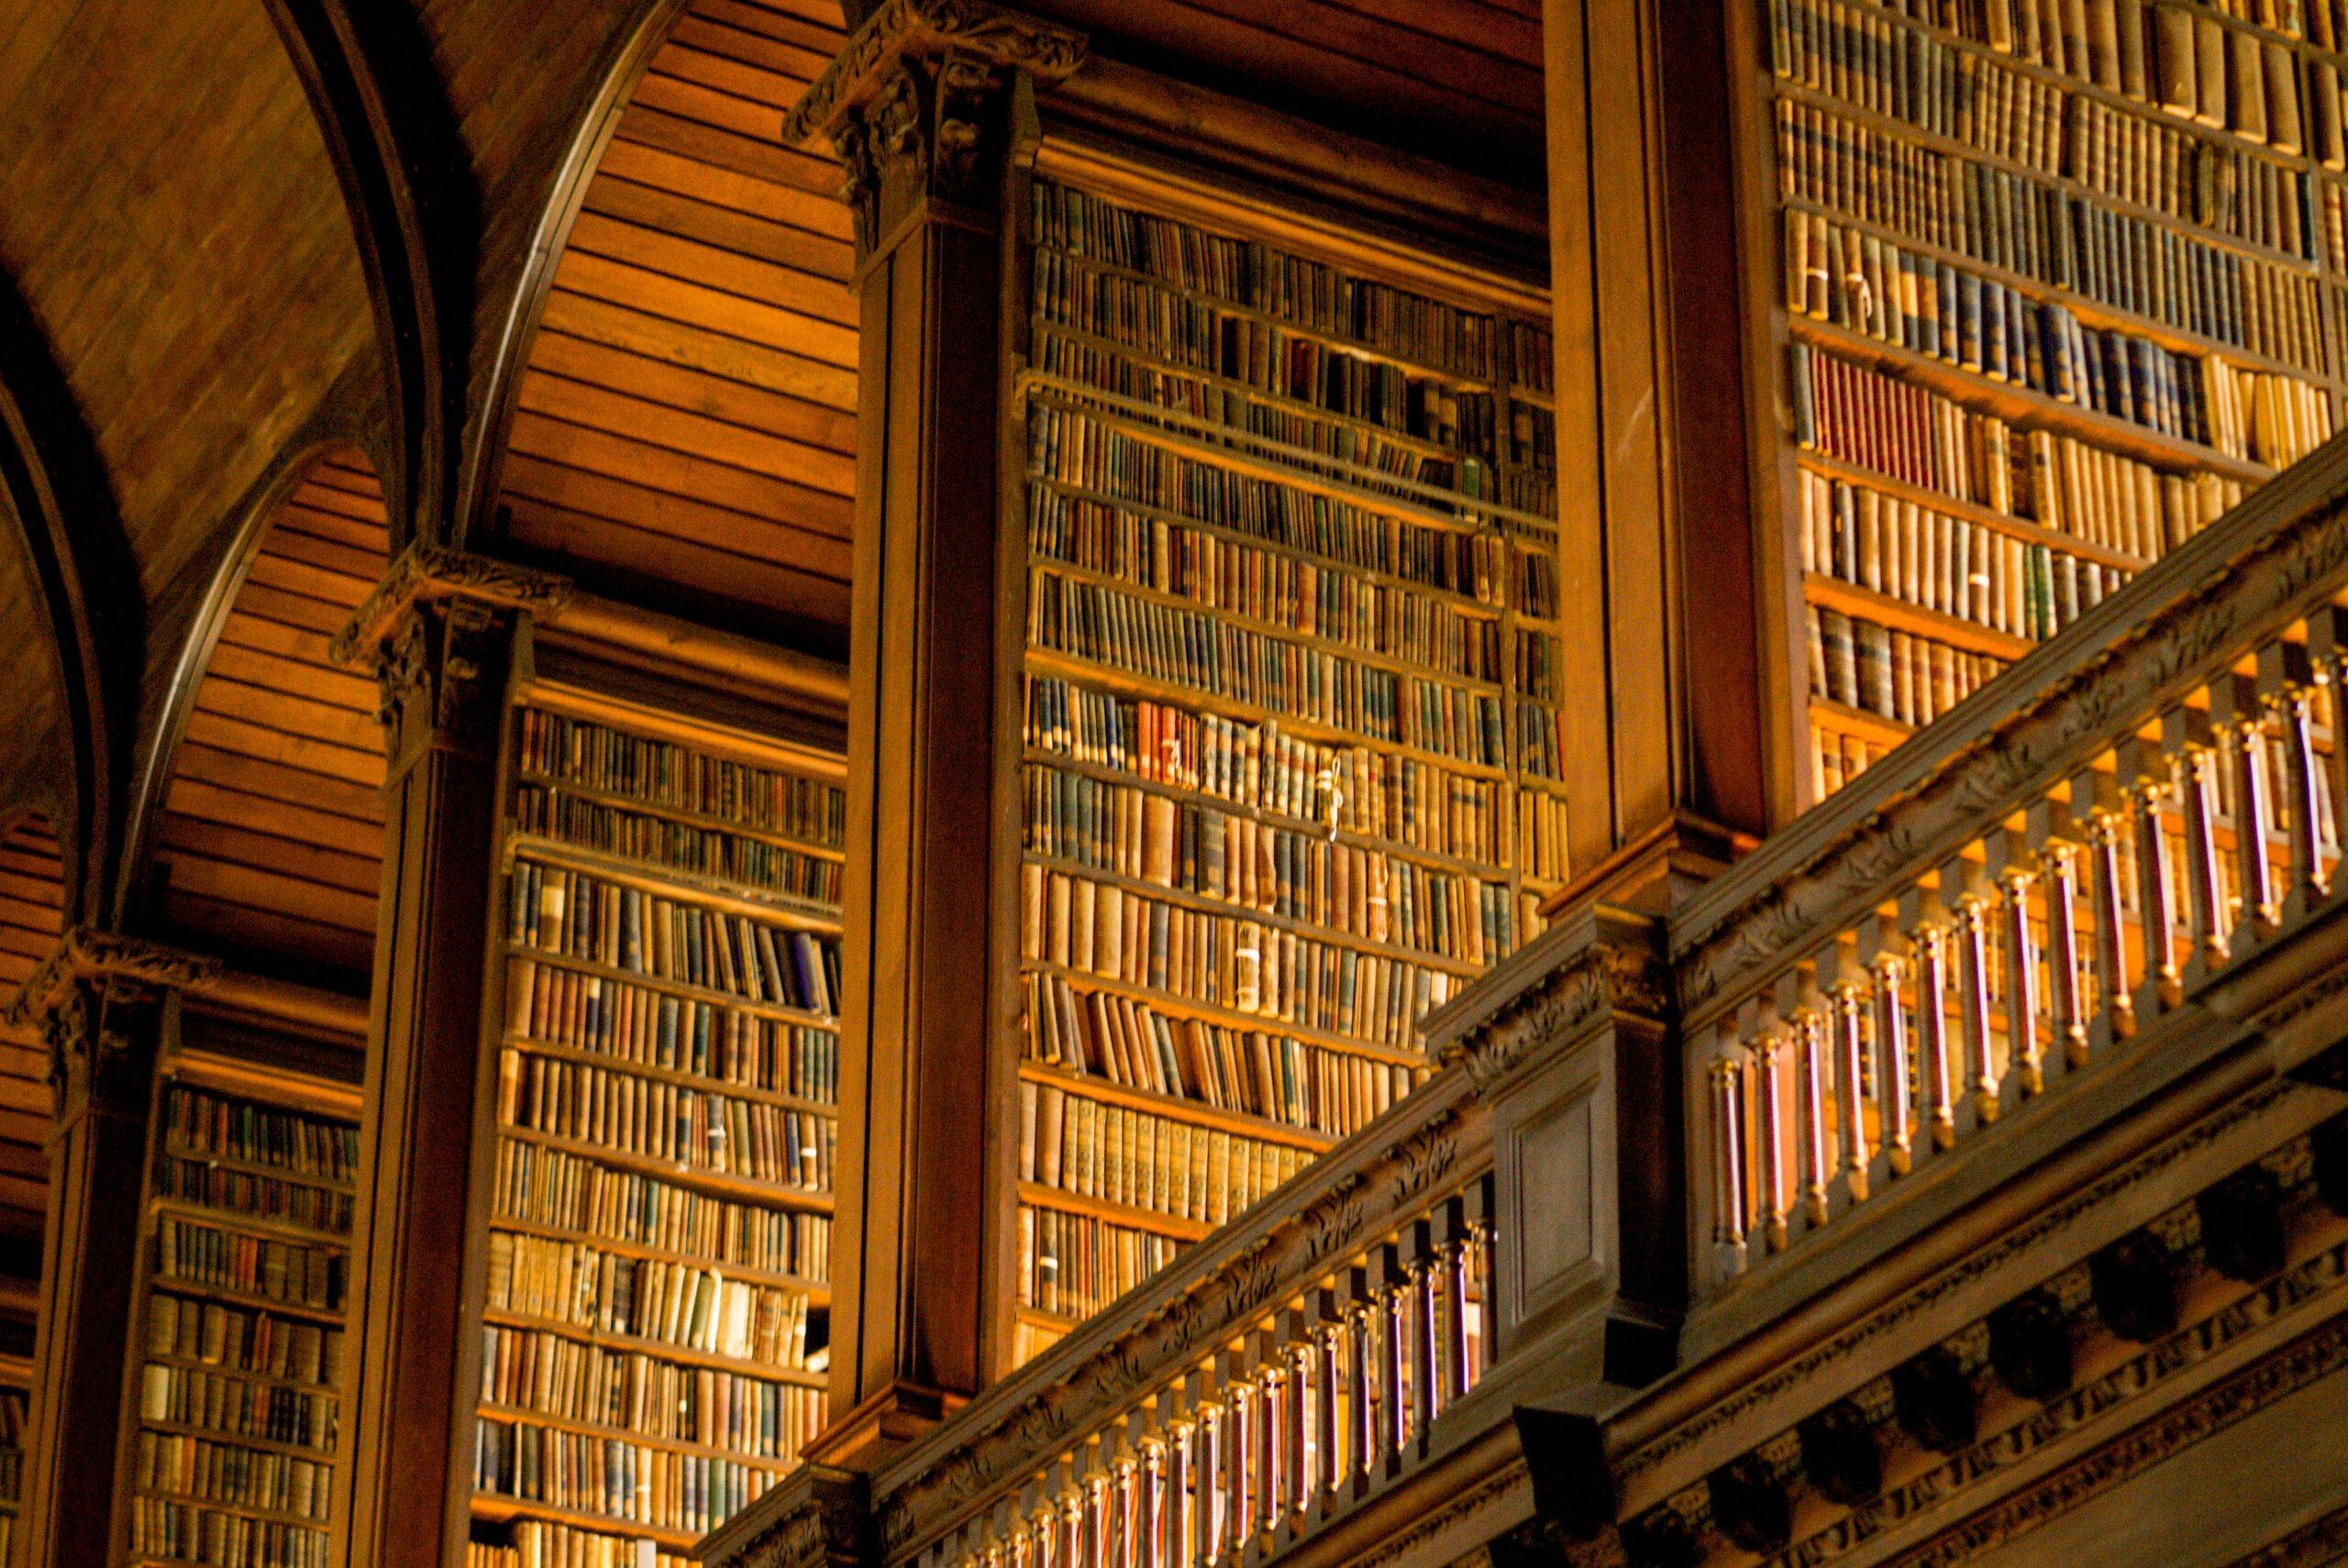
495 0 857 645
150 450 388 988
0 814 63 1254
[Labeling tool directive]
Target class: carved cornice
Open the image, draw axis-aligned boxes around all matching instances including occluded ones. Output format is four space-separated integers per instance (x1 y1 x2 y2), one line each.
1439 936 1672 1098
714 1464 871 1568
781 0 1086 250
327 542 571 671
4 927 222 1110
2218 1503 2348 1568
1668 466 2348 1026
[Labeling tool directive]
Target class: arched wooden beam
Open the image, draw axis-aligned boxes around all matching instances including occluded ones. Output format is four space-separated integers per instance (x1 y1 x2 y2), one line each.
261 0 476 546
0 276 140 931
449 0 692 548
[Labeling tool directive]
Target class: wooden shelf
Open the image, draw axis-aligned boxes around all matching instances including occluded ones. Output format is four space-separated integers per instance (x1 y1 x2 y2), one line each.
488 1212 828 1298
138 1348 340 1400
1808 697 1917 750
1033 550 1509 698
1024 853 1492 979
495 1126 835 1215
474 1401 804 1471
156 1142 355 1196
479 1306 825 1386
1791 316 2278 486
128 1485 328 1534
513 768 847 865
134 1413 337 1463
1016 1061 1340 1152
1792 449 2156 572
149 1196 350 1250
1803 574 2037 660
470 1494 704 1553
504 947 839 1034
1022 958 1435 1069
1016 1182 1216 1242
507 833 844 933
501 1034 837 1119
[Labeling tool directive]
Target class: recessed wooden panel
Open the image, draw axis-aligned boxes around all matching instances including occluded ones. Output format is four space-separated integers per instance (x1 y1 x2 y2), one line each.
498 0 857 640
0 815 63 1249
151 450 388 986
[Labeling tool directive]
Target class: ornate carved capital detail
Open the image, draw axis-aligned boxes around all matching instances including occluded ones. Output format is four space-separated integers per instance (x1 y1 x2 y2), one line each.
717 1464 871 1568
782 0 1087 250
327 542 571 673
1442 922 1674 1098
4 927 220 1112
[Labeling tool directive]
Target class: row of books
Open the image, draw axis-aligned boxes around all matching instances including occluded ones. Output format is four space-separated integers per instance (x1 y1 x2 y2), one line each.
514 785 842 907
507 959 837 1104
1786 209 2328 461
162 1087 359 1187
1028 489 1507 684
1774 0 2321 258
1809 606 2012 723
484 1231 818 1368
1792 342 2241 555
1519 789 1571 884
1813 723 1895 799
1024 764 1517 965
157 1217 345 1314
1016 1206 1183 1321
493 1141 830 1280
1024 971 1421 1138
1029 567 1511 769
1034 303 1501 460
515 709 845 848
148 1292 343 1388
509 862 841 1020
130 1498 326 1568
473 1417 777 1539
1507 399 1558 519
469 1522 690 1568
156 1154 357 1239
1512 321 1556 393
1800 469 2137 637
479 1325 821 1461
1029 406 1523 603
497 1049 836 1192
1031 181 1539 384
139 1360 338 1452
1778 98 2328 370
134 1430 329 1521
1020 864 1469 1044
1024 674 1519 866
1019 1082 1309 1227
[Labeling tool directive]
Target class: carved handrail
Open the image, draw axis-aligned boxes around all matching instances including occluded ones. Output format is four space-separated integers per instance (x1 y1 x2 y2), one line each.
1672 431 2348 1295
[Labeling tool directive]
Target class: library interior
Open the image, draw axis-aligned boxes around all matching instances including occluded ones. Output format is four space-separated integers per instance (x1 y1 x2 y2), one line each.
1 0 2346 1563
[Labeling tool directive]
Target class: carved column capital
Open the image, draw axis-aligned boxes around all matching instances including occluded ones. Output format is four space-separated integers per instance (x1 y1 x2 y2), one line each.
706 1463 872 1568
5 928 220 1118
332 545 556 759
782 0 1087 251
1435 903 1675 1099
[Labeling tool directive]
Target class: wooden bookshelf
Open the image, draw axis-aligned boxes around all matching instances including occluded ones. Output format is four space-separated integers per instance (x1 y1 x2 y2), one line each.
472 702 841 1555
121 1066 360 1568
1751 0 2348 805
1008 170 1556 1361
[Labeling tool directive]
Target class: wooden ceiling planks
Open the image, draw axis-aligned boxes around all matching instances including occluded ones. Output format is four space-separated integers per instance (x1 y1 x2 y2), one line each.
150 449 388 990
0 814 62 1250
497 0 857 646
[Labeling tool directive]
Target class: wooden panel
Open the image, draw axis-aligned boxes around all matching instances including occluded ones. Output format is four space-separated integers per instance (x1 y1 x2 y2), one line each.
0 814 63 1253
497 0 857 642
151 449 388 986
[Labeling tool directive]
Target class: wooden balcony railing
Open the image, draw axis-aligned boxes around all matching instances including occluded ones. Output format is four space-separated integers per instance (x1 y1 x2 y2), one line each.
705 440 2348 1568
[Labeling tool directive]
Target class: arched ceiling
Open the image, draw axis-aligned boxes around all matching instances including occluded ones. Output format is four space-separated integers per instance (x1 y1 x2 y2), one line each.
146 449 388 991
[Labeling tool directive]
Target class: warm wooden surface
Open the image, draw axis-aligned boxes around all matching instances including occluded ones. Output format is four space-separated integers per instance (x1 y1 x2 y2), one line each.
0 814 61 1254
151 450 387 989
496 0 858 644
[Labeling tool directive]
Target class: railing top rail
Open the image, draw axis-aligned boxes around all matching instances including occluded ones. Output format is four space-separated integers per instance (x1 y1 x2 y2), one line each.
1668 432 2348 1031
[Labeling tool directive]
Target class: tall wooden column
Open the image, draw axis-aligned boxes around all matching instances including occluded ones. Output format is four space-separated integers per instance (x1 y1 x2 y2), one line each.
1543 0 1774 907
781 1 1084 1467
329 552 569 1568
5 931 219 1568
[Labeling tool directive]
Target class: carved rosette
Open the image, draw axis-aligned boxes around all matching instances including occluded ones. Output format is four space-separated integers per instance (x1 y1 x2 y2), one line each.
781 0 1087 253
4 928 221 1116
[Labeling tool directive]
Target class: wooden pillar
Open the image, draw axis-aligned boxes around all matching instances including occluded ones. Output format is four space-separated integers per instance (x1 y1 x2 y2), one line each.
329 553 570 1568
5 931 220 1567
781 1 1085 1467
1544 0 1773 908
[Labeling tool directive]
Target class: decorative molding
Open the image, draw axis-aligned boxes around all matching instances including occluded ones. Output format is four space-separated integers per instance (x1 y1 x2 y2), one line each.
1440 935 1671 1098
780 0 1086 249
2217 1503 2348 1568
3 926 222 1110
716 1464 871 1568
3 926 222 1031
327 542 571 670
1347 1459 1534 1568
1669 468 2348 1025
